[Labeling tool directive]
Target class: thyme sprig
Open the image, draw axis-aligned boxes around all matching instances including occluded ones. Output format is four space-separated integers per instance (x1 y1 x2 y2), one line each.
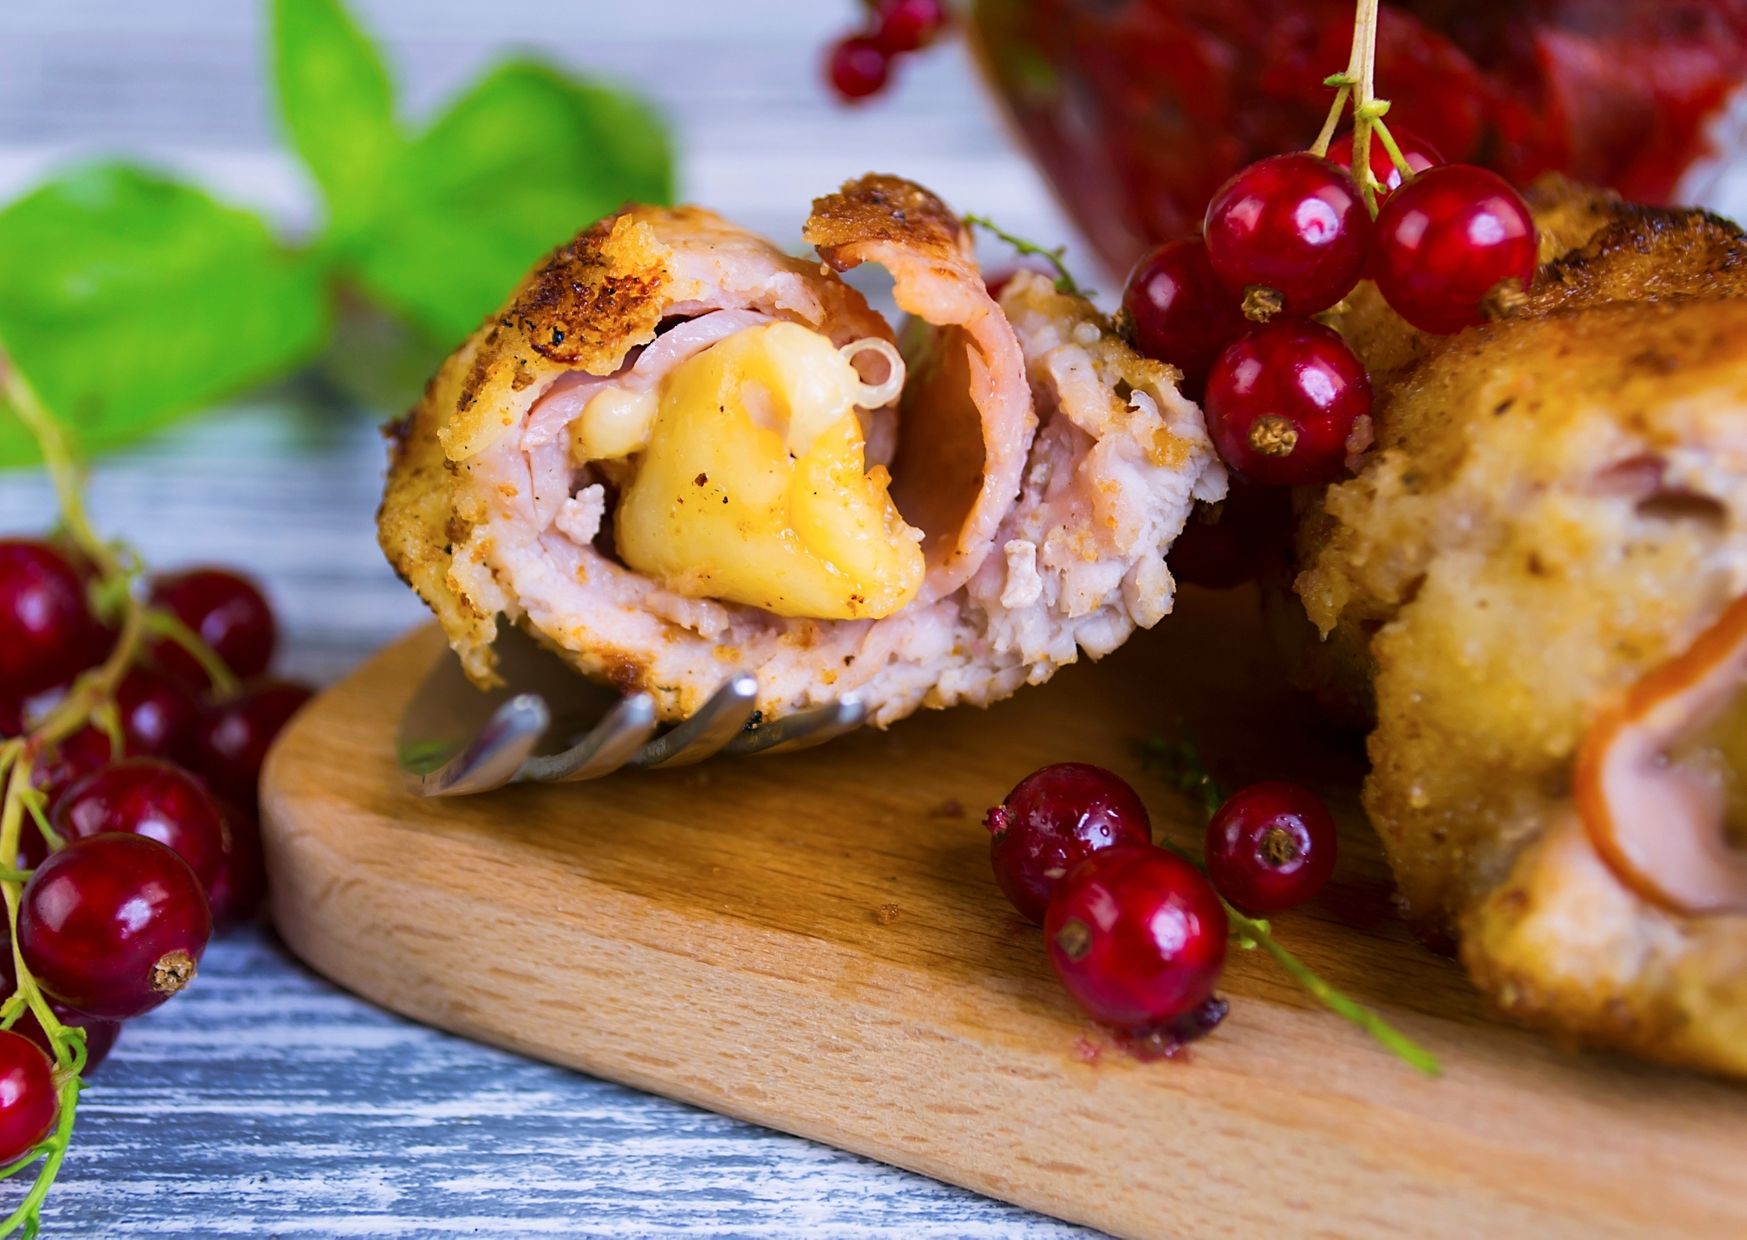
963 213 1087 297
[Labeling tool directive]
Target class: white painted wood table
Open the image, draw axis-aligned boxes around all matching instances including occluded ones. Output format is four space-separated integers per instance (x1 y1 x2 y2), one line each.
0 1 1100 1233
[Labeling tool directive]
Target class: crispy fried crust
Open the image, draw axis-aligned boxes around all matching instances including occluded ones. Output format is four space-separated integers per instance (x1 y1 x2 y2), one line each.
1288 179 1747 1076
803 173 970 270
378 205 696 684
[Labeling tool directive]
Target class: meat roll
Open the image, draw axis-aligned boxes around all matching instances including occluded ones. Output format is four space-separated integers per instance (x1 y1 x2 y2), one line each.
379 175 1225 727
1290 179 1747 1077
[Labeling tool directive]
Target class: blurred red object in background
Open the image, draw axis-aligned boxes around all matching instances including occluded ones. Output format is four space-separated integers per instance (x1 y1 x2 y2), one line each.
971 0 1747 273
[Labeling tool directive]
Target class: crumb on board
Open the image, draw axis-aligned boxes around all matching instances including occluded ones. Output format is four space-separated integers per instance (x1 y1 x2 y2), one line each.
874 902 902 925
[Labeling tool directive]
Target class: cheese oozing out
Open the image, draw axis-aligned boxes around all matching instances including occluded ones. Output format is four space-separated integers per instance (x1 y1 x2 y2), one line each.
570 321 924 619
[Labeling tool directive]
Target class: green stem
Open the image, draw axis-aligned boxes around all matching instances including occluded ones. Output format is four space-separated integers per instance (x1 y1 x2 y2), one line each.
1346 0 1385 213
1370 117 1416 181
1309 79 1352 158
962 214 1086 297
0 1072 80 1235
141 608 239 698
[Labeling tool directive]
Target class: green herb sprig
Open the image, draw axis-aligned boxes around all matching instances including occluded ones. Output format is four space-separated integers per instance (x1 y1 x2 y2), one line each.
963 213 1087 297
1142 736 1442 1076
0 0 675 467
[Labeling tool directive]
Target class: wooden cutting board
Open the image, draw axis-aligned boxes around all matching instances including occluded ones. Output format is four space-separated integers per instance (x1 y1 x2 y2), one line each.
260 589 1745 1239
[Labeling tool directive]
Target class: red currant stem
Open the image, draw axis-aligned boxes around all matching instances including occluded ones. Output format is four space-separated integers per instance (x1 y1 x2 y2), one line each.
962 214 1087 297
1308 78 1353 159
0 869 30 886
0 1071 81 1237
0 760 69 1059
142 607 241 698
1368 117 1416 181
1141 736 1442 1076
16 793 60 855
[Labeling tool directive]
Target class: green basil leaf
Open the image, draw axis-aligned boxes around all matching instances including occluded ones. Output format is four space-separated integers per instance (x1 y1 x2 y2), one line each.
346 58 675 346
270 0 402 238
0 163 328 466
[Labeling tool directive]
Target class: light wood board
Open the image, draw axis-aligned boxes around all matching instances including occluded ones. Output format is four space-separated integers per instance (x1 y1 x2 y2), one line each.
261 590 1746 1239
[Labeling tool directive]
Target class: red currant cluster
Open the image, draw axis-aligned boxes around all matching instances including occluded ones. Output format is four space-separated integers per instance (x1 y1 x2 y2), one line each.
824 0 949 102
1122 127 1536 490
0 538 310 1169
984 761 1343 1053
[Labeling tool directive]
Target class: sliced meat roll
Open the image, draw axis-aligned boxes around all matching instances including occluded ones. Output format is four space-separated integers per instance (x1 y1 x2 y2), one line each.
379 174 1225 727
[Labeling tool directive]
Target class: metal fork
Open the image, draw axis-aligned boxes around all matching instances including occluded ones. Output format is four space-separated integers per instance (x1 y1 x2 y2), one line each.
394 625 867 796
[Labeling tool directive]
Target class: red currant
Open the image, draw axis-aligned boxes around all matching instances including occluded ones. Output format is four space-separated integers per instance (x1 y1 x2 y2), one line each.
1203 320 1372 486
1044 846 1228 1033
1166 481 1292 590
187 678 313 807
1205 781 1338 915
0 697 20 738
113 665 198 759
1371 164 1537 334
19 833 212 1020
1203 153 1371 316
146 568 277 689
871 0 947 54
0 950 119 1074
1327 126 1443 205
826 35 891 102
984 763 1151 924
1120 238 1247 397
51 758 227 889
0 540 102 698
206 799 266 927
0 1030 57 1161
29 725 114 811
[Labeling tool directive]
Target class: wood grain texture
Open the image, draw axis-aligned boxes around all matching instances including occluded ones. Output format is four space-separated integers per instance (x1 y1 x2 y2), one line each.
263 596 1747 1240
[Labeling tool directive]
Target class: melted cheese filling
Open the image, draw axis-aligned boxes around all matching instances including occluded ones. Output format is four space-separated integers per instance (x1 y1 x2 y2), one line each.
570 322 923 619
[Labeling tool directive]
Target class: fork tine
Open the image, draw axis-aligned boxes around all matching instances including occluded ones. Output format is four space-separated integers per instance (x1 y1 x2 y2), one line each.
517 692 660 784
403 694 550 797
630 673 760 769
725 696 867 757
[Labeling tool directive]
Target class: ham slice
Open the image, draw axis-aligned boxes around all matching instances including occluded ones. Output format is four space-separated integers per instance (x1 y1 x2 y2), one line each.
379 175 1224 727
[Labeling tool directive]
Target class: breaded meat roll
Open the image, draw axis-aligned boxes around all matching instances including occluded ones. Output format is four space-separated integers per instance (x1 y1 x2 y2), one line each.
1291 180 1747 1077
380 175 1225 726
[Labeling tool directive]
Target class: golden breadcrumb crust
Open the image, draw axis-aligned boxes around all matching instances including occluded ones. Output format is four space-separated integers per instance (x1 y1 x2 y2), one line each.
1287 178 1747 1076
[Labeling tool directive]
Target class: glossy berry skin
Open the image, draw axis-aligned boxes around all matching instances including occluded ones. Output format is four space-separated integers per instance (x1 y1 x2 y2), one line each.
206 800 266 927
113 665 198 758
19 1007 117 1075
0 1030 58 1162
826 34 891 101
1121 239 1247 397
985 763 1151 924
1203 153 1371 316
1045 846 1228 1032
1327 127 1443 205
872 0 947 53
0 951 119 1074
19 833 212 1020
51 758 226 889
187 679 313 807
1203 320 1372 486
146 568 277 689
1371 164 1537 334
1166 481 1291 590
1205 781 1339 915
0 540 101 698
29 726 113 812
